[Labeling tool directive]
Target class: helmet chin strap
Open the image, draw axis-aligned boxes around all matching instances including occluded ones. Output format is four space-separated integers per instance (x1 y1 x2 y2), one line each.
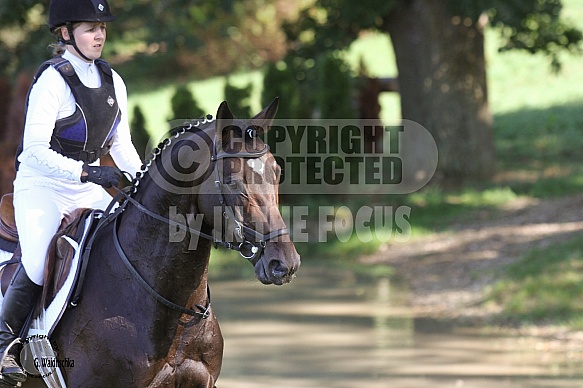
62 22 93 62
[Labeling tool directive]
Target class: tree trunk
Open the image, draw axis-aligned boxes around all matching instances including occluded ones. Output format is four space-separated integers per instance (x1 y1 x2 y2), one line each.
385 0 495 185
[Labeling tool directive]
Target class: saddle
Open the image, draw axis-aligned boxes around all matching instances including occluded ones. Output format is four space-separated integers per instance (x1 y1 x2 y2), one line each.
0 194 19 294
0 193 100 313
0 194 17 243
41 207 96 312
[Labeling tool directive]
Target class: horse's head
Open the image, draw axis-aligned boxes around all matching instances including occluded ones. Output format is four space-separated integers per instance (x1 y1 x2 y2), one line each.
198 98 300 285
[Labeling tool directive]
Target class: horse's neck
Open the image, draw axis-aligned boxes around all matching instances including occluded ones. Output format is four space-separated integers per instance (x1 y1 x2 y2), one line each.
117 183 212 310
110 185 214 359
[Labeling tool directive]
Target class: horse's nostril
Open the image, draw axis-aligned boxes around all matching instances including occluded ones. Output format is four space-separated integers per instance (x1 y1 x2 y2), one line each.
269 260 289 278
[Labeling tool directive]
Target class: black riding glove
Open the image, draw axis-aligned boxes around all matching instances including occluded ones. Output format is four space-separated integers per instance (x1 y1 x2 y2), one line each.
81 164 122 188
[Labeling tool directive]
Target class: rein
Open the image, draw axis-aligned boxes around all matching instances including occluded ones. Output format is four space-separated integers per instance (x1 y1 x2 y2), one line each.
99 117 288 318
112 215 211 318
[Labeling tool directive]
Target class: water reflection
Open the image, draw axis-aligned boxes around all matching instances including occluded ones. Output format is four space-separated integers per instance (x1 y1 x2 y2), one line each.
211 265 583 388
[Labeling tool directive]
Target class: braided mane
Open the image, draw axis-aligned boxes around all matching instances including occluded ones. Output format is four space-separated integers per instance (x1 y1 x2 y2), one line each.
130 114 215 195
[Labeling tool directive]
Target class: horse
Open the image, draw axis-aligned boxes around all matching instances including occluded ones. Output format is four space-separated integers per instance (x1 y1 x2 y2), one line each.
0 98 300 387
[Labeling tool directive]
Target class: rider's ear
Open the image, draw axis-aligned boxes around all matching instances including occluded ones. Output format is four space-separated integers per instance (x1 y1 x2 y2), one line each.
248 97 279 135
216 101 234 148
60 26 71 41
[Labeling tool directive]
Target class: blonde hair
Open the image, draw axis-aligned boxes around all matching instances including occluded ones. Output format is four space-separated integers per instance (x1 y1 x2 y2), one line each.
50 42 67 57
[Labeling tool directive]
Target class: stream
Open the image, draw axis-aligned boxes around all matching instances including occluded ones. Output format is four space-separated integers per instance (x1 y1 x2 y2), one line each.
211 265 583 388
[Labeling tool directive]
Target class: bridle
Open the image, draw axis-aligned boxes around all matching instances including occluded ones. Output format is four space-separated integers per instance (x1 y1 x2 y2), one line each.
211 133 289 265
98 117 289 318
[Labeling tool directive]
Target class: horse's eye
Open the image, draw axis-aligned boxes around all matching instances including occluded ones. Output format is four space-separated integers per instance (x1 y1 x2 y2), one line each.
246 127 257 138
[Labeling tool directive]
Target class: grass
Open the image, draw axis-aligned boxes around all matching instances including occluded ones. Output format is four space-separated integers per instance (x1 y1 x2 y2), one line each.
403 186 520 234
494 103 583 167
486 235 583 328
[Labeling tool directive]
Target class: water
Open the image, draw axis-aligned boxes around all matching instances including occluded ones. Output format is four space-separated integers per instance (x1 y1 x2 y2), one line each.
211 265 583 388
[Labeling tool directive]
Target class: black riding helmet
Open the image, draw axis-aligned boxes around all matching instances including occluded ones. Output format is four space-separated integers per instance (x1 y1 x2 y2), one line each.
49 0 116 61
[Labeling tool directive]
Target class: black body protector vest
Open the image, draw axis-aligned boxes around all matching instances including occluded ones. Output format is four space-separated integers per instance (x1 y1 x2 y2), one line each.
15 57 121 169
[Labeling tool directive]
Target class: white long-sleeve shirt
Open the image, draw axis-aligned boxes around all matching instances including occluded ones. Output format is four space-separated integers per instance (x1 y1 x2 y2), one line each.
16 49 142 184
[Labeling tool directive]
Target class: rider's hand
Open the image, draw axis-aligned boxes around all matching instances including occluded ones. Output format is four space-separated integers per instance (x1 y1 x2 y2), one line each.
81 164 122 188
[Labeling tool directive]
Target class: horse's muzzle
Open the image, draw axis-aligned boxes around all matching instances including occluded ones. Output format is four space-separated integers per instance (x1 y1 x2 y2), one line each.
255 256 300 285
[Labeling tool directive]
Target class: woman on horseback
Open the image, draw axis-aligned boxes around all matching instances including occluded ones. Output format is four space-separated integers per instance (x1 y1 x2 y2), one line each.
0 0 142 384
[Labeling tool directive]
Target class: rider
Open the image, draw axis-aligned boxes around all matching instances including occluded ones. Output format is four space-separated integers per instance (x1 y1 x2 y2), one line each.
0 0 142 384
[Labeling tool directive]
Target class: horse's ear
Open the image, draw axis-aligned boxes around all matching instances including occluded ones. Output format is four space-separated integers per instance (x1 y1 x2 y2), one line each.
215 101 234 146
249 97 279 135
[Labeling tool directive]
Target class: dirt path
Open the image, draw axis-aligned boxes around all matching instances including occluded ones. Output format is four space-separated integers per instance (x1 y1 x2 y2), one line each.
361 193 583 325
212 195 583 386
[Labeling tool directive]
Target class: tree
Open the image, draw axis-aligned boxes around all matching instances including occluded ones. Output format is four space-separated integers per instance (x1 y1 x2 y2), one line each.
0 0 52 76
0 0 294 82
385 1 495 182
224 79 253 118
284 0 582 184
261 61 300 118
316 52 355 119
130 105 149 160
169 85 204 121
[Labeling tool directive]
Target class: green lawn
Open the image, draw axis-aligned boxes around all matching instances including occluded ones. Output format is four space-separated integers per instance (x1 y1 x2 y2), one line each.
486 235 583 328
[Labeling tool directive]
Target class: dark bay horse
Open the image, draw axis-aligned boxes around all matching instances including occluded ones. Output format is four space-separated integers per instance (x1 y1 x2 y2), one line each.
17 98 300 387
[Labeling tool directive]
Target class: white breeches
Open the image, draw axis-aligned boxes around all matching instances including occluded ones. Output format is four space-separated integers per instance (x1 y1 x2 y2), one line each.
13 178 114 285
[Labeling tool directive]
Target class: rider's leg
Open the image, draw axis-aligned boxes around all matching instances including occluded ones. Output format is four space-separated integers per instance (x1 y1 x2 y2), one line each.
13 183 63 286
0 180 107 382
0 185 62 382
0 265 42 382
77 184 116 212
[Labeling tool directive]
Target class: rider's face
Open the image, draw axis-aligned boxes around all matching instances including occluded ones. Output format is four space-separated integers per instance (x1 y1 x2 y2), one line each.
62 22 107 62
